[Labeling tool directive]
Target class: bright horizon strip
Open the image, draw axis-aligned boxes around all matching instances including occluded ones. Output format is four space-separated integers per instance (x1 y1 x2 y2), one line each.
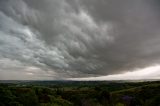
68 65 160 81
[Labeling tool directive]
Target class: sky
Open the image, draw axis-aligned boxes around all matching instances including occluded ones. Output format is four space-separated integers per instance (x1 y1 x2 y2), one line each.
0 0 160 80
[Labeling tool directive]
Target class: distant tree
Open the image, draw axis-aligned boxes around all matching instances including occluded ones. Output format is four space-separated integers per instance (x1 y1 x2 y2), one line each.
0 87 16 106
15 88 39 106
146 95 160 106
98 90 111 105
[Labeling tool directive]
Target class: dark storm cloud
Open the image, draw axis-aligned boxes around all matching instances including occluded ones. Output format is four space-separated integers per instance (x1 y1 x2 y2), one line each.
0 0 160 79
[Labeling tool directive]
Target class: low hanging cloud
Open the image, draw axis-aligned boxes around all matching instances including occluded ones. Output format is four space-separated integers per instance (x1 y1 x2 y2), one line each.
0 0 160 79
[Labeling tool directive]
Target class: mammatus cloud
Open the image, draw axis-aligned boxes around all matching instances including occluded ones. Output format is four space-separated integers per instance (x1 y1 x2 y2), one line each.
0 0 160 80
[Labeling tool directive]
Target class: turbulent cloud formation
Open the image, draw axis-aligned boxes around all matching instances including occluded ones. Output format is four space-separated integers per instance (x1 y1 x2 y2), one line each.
0 0 160 79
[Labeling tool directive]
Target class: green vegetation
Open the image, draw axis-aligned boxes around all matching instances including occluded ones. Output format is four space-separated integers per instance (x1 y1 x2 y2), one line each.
0 81 160 106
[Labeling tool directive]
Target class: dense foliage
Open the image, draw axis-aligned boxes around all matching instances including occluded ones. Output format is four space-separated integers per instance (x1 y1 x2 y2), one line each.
0 81 160 106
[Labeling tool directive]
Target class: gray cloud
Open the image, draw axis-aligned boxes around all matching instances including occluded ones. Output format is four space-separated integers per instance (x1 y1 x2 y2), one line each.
0 0 160 79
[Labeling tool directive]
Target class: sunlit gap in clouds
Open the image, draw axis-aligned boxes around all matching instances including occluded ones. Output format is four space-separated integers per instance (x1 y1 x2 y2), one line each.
68 65 160 81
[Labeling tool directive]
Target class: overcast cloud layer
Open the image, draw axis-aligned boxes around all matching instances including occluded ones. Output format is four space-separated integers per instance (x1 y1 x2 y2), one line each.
0 0 160 80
